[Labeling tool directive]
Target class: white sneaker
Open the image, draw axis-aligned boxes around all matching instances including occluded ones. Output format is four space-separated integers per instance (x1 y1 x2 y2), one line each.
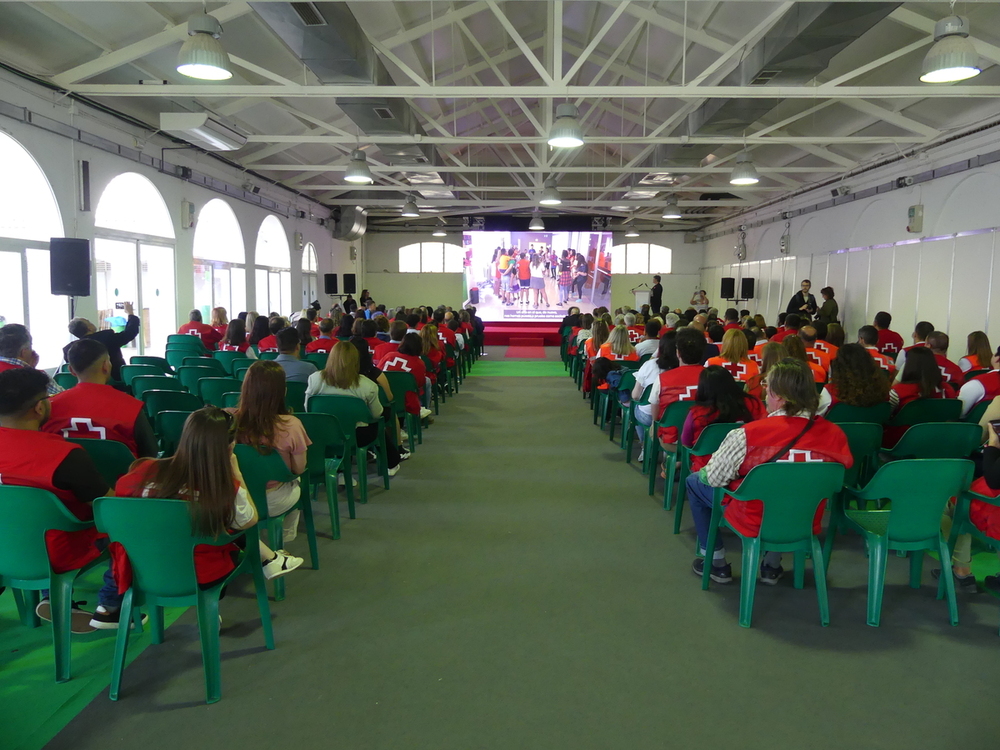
637 449 645 463
400 429 409 441
262 550 303 580
337 474 359 487
387 465 400 477
419 407 433 419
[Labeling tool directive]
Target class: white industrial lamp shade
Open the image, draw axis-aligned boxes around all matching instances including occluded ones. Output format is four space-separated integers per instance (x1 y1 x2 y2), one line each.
528 211 545 231
661 197 682 220
539 178 563 206
432 227 447 237
547 103 584 148
729 151 760 186
401 196 420 218
177 14 233 80
624 224 640 238
343 149 374 184
920 16 981 83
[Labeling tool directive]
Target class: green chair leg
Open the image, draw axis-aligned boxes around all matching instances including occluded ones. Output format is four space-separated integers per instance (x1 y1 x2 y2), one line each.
109 589 134 700
662 452 677 510
50 571 75 683
938 537 959 626
811 538 831 627
738 537 762 628
867 538 888 627
702 499 724 591
195 589 223 704
14 588 40 628
793 551 806 589
301 492 319 570
150 605 165 644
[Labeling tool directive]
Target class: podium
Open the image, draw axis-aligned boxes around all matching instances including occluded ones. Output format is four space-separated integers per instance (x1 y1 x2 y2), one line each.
634 289 650 310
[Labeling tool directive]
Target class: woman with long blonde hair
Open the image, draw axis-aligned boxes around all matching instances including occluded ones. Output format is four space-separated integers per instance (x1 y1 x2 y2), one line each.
599 324 638 362
706 328 761 396
210 307 229 335
961 330 993 373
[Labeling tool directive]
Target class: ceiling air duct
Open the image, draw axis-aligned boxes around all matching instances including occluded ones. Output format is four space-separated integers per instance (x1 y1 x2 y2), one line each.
332 206 367 241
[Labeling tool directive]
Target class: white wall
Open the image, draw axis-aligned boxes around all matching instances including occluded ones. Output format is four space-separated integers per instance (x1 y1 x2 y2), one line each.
701 127 1000 346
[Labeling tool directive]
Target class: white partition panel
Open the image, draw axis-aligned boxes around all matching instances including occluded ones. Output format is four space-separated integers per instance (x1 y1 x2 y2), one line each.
844 250 871 333
811 254 828 290
867 246 895 324
890 245 921 333
951 233 993 340
917 240 954 336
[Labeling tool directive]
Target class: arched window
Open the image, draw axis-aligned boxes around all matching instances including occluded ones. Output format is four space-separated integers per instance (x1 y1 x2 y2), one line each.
302 242 319 306
192 199 246 321
609 243 672 275
0 131 67 368
94 172 176 357
255 216 291 314
398 242 464 273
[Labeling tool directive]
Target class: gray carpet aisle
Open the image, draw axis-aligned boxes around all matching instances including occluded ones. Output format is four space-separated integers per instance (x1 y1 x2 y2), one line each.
50 373 1000 749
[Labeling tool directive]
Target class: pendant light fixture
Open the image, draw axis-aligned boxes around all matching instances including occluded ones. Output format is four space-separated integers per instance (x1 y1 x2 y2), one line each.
729 151 760 186
432 222 447 237
547 103 585 148
624 215 640 237
177 14 233 80
401 194 420 218
920 13 981 83
661 195 682 220
539 178 563 206
529 210 545 231
343 149 374 184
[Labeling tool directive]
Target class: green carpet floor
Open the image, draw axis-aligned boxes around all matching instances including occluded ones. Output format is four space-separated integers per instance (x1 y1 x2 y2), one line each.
19 370 1000 749
469 359 565 376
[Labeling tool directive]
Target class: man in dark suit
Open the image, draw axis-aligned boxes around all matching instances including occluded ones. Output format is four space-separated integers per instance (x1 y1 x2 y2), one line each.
65 301 140 382
786 279 817 317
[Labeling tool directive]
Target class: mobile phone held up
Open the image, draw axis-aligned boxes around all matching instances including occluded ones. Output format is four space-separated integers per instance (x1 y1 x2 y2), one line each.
989 419 1000 436
114 302 125 310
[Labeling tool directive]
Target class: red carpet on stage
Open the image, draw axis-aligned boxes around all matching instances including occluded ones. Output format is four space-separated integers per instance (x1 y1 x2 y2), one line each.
484 321 561 346
505 345 547 358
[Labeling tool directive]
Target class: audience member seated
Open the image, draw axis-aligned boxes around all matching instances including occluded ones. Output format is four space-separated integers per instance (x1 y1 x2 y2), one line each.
447 318 466 350
178 309 222 350
893 320 934 378
771 313 800 343
927 330 963 387
684 359 852 585
959 330 992 374
220 318 255 356
351 318 381 355
722 308 741 331
634 320 662 359
0 368 126 632
294 319 313 349
654 328 705 446
885 346 956 448
43 339 157 458
959 424 1000 594
115 406 303 583
859 325 896 378
825 343 891 411
305 341 403 476
274 328 318 384
630 332 677 460
873 311 904 357
799 325 831 379
247 315 271 349
0 324 63 395
210 307 229 337
256 317 286 353
378 333 433 418
421 324 445 384
374 315 392 342
782 335 825 383
373 320 406 361
67 301 140 382
706 329 761 397
599 325 638 362
958 346 1000 417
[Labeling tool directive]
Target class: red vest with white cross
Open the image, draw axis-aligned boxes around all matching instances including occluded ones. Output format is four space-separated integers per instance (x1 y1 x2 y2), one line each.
43 382 144 456
656 364 703 443
973 370 1000 401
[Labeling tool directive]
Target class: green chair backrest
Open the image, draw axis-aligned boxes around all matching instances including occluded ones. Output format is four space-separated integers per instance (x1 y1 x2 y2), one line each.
964 399 991 425
177 366 219 394
198 377 242 406
826 401 892 425
306 394 375 426
233 444 296 519
235 362 254 381
305 353 328 369
129 356 171 373
143 390 203 418
690 422 741 456
165 350 193 370
889 398 962 426
964 368 992 383
53 372 78 389
120 364 162 387
835 422 883 487
888 422 983 459
66 438 135 486
212 350 249 375
154 410 193 457
382 371 417 413
0 486 95 582
285 381 307 413
620 360 641 371
182 356 226 375
854 459 974 542
638 353 652 365
295 412 352 476
730 462 846 545
222 392 241 408
657 400 694 431
94 496 238 599
166 334 207 351
257 351 279 361
131 375 185 400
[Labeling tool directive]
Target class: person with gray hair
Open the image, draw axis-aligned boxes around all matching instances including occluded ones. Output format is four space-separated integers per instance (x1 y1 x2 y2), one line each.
664 312 680 331
66 301 140 382
623 312 636 327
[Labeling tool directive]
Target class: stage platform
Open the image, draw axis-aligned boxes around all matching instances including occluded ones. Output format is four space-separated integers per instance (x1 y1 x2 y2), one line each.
483 321 562 346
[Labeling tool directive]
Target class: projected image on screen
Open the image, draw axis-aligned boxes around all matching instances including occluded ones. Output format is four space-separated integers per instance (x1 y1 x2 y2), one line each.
463 231 612 322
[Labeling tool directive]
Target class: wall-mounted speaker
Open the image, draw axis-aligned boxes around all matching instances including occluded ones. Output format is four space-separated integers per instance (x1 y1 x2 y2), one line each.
741 277 755 299
50 238 91 297
720 277 735 299
343 273 357 294
77 160 91 212
323 273 338 295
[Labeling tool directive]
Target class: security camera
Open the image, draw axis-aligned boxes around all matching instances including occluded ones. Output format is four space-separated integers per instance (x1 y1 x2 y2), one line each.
739 224 747 231
896 176 914 188
831 185 850 198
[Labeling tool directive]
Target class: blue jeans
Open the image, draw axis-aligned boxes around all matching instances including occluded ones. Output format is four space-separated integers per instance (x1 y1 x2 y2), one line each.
687 473 724 555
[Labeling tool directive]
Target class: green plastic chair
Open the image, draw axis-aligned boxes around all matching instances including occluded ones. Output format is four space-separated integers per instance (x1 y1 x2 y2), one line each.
235 362 254 381
826 401 893 425
143 390 203 420
165 349 193 370
646 401 694 499
964 399 991 425
120 364 162 389
606 371 637 443
421 355 443 413
821 423 885 564
673 423 741 534
131 375 185 401
888 398 962 427
182 356 227 376
305 352 329 369
129 355 171 374
382 371 422 453
881 422 982 461
222 392 241 408
93 496 273 704
177 366 219 395
294 412 353 539
198 377 242 407
66 438 136 486
307 394 389 502
702 462 846 628
963 368 992 383
154 410 193 456
0 486 112 682
212 350 249 375
257 351 279 361
949 488 1000 634
622 385 653 463
445 344 461 393
53 372 77 389
285 381 307 413
234 444 319 602
166 334 207 351
838 459 973 627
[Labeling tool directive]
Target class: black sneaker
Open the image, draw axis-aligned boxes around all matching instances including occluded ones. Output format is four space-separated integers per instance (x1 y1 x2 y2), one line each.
759 564 784 586
398 447 411 461
931 568 979 594
89 605 150 631
983 575 1000 594
36 599 97 634
692 557 733 584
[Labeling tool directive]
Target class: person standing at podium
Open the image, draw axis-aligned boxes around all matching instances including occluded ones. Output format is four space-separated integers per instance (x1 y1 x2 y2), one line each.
650 275 663 314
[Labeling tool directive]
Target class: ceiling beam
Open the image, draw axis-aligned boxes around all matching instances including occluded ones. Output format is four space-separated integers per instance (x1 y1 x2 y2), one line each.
610 1 731 54
561 1 634 84
242 134 927 145
252 165 847 174
485 0 554 85
322 198 753 207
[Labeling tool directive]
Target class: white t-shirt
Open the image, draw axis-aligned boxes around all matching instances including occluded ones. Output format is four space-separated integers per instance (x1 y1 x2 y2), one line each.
635 338 660 359
530 263 545 279
633 359 665 418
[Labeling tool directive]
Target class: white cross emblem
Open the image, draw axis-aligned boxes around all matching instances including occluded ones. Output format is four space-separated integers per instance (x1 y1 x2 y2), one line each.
939 365 950 381
808 351 823 367
612 353 631 361
628 330 641 343
679 384 699 401
779 449 821 463
61 417 107 440
883 342 899 354
723 361 749 379
748 351 762 365
383 356 412 373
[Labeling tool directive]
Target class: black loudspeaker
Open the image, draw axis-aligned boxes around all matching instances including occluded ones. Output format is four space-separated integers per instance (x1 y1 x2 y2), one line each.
343 273 357 294
720 277 735 299
741 277 755 299
50 238 91 296
324 273 338 294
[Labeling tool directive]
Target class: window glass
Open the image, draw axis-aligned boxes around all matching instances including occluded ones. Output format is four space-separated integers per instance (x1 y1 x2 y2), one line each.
193 199 244 263
444 243 464 273
399 244 421 273
303 243 318 272
610 243 672 276
0 132 63 242
625 243 648 274
95 172 174 238
256 215 290 268
399 242 465 273
0 253 24 324
421 243 444 273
